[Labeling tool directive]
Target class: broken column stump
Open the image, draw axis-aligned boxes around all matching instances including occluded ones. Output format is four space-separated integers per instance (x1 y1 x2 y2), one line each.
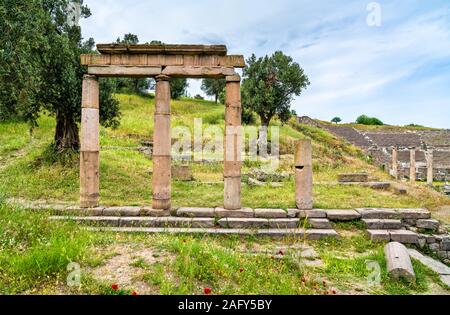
384 242 416 283
295 140 313 210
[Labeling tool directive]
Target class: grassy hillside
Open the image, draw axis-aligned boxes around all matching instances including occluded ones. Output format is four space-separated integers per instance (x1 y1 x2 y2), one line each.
1 93 449 295
1 93 449 212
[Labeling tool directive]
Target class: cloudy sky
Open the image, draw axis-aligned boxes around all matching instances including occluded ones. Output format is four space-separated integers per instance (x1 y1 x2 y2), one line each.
80 0 450 128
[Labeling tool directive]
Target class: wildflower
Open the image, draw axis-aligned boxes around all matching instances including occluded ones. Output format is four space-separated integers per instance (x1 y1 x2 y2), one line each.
131 291 138 296
111 284 119 291
204 287 212 295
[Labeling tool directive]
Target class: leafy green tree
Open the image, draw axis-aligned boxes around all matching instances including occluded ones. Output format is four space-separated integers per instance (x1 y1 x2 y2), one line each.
114 34 150 94
0 0 120 153
170 78 189 99
242 52 310 127
356 115 383 126
331 117 342 124
0 0 45 123
201 78 226 103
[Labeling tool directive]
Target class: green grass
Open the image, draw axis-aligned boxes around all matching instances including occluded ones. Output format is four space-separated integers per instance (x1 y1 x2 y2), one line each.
0 200 95 294
0 93 449 212
0 197 446 295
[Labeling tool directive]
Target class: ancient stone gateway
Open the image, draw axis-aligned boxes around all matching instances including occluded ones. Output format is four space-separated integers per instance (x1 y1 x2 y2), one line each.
80 44 245 210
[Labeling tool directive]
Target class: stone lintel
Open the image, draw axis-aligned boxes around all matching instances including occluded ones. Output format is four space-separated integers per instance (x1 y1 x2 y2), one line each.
88 65 162 77
162 66 236 78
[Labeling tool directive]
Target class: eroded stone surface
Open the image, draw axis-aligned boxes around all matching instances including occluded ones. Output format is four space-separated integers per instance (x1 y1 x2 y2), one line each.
308 218 332 229
177 207 215 218
218 218 269 229
254 208 288 218
367 230 390 242
356 208 398 219
103 206 141 217
390 230 419 244
326 210 361 221
397 208 431 220
408 249 450 275
297 209 327 218
416 219 440 232
363 219 402 230
215 207 254 218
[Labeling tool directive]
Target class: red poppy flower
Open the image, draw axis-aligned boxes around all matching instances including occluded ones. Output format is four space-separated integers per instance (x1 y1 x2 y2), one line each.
204 287 212 295
239 268 244 273
131 291 138 296
332 290 337 295
111 284 119 291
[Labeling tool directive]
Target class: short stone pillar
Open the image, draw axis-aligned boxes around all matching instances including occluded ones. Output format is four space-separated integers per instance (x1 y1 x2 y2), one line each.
426 150 433 186
409 149 416 183
152 75 172 210
80 75 100 208
223 74 242 210
392 147 398 180
295 140 313 210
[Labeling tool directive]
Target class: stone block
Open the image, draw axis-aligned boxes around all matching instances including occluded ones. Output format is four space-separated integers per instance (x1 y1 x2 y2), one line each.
64 206 104 216
390 230 419 244
356 208 398 219
297 209 327 218
159 217 215 228
103 206 141 217
218 218 269 229
397 208 431 220
367 230 390 242
215 207 254 218
177 207 215 218
308 218 332 229
254 208 288 218
326 210 361 221
363 219 402 230
441 239 450 251
268 219 300 229
171 164 193 181
338 173 368 183
416 219 440 232
120 217 159 227
287 209 301 218
141 207 171 217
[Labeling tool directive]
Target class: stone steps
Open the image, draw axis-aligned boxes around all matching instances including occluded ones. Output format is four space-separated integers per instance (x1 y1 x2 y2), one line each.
363 219 403 230
83 227 339 240
366 230 419 244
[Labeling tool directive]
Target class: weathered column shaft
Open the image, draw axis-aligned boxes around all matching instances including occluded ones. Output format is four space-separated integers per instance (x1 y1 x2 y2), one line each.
80 75 100 208
426 150 433 185
295 140 313 210
224 74 242 210
152 75 171 210
392 147 398 179
410 149 416 183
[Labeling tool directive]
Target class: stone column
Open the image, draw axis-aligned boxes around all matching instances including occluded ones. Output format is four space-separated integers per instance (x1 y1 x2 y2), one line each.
80 75 100 208
295 140 313 210
426 150 434 186
410 149 416 183
224 74 242 210
392 147 398 180
152 75 172 210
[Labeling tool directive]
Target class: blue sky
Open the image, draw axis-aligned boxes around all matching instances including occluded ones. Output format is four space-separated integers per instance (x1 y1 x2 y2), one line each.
80 0 450 128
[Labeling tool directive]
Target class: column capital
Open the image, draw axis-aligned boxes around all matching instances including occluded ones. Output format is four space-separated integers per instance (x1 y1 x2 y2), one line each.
155 74 170 82
226 74 241 82
83 74 98 81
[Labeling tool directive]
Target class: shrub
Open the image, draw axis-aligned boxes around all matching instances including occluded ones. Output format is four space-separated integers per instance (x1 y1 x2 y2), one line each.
356 115 383 125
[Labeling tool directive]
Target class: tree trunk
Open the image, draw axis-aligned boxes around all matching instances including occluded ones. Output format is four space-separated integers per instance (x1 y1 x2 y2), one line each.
215 94 218 104
54 114 80 152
